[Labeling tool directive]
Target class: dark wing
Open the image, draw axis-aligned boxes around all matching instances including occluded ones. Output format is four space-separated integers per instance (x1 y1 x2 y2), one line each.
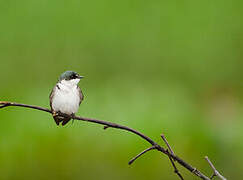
49 85 67 126
49 85 58 111
77 86 84 105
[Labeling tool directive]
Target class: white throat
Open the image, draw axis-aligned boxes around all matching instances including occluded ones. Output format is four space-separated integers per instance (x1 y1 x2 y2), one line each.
60 79 80 88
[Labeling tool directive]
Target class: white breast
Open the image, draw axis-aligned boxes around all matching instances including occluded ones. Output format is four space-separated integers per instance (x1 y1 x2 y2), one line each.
51 80 80 115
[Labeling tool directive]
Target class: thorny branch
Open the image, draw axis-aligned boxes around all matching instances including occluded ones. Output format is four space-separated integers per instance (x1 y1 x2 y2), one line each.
0 101 227 180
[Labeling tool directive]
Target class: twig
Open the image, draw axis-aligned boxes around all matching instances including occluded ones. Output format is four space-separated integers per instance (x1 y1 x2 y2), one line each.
0 101 51 113
166 149 184 180
0 101 213 180
161 134 184 180
205 156 227 180
161 134 175 156
128 146 156 165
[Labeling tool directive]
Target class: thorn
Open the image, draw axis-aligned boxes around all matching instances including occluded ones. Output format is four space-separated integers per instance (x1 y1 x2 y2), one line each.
103 125 109 130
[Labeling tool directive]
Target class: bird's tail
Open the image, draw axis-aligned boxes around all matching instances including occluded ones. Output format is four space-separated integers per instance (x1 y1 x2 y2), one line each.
53 115 71 126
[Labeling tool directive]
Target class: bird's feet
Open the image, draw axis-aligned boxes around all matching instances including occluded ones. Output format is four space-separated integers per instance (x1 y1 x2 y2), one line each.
52 111 59 117
52 111 73 119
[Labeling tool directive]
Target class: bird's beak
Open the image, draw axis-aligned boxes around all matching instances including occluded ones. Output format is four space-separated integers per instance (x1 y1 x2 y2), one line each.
78 76 84 79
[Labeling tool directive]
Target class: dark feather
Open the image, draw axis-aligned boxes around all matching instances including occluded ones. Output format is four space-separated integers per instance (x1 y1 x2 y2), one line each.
53 115 61 125
61 118 71 126
49 85 56 112
77 86 84 105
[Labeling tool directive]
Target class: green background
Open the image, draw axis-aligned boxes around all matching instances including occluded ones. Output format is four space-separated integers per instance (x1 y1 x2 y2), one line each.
0 0 242 179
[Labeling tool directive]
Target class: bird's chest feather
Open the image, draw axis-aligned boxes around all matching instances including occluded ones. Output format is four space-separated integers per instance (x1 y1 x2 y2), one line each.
52 83 80 114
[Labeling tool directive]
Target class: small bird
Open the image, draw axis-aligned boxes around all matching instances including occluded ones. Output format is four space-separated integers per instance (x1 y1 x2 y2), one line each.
49 71 84 126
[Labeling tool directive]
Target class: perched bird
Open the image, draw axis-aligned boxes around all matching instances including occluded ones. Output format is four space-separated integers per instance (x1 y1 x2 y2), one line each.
49 71 84 126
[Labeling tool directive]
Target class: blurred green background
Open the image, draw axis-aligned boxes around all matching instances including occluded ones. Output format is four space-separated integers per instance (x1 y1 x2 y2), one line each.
0 0 242 179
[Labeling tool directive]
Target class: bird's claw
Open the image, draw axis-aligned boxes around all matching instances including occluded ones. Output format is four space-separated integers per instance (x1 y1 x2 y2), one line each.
52 111 59 117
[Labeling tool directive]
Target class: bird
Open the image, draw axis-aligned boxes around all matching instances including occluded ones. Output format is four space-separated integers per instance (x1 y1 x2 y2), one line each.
49 71 84 126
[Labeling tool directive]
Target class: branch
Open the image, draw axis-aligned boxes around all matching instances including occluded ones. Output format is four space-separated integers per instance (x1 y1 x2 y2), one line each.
161 134 175 156
0 101 214 180
205 156 227 180
161 134 184 180
128 146 156 165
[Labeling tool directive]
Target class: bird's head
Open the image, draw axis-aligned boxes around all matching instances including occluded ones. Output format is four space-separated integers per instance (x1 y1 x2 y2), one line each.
59 71 84 85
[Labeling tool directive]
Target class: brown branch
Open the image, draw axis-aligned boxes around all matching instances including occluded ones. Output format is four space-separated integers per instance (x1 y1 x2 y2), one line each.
128 146 156 165
0 101 52 113
166 149 184 180
0 101 213 180
205 156 227 180
161 134 175 156
161 134 184 180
